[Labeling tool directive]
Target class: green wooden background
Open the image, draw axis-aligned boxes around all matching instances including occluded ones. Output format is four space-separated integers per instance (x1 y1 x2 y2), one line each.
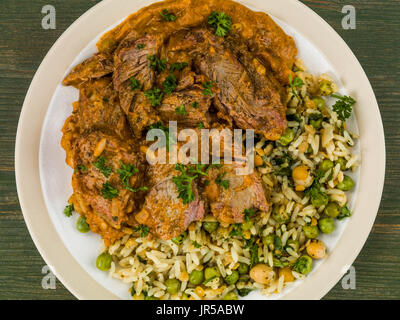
0 0 399 300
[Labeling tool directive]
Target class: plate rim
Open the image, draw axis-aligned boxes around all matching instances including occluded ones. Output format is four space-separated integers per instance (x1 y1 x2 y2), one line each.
15 0 385 300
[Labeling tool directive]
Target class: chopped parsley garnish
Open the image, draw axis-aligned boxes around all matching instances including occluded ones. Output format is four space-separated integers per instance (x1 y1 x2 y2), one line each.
101 182 119 199
197 121 205 129
162 74 177 94
93 156 112 178
137 43 145 50
76 165 88 173
159 9 176 22
175 105 187 116
133 225 150 237
202 81 213 96
208 11 232 37
246 238 259 267
215 172 229 189
117 161 139 192
170 62 188 72
244 208 256 221
331 94 356 121
144 88 164 107
149 122 175 151
229 224 243 237
305 170 329 207
288 74 304 98
172 164 198 204
147 55 167 73
192 101 199 109
64 204 74 217
129 77 141 91
192 241 202 248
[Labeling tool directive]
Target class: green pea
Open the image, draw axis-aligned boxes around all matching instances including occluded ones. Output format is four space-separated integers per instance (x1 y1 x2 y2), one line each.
189 270 204 285
319 217 335 234
238 263 249 275
224 270 239 285
181 293 190 300
324 202 340 218
319 159 334 172
165 278 180 294
272 205 290 224
293 255 313 275
311 192 329 208
172 232 187 245
241 221 253 231
202 221 219 233
223 291 238 300
278 128 295 146
335 157 348 171
262 235 274 246
310 118 323 129
76 216 90 233
337 175 355 191
237 288 252 297
204 266 220 281
312 97 326 111
303 225 319 239
96 252 112 271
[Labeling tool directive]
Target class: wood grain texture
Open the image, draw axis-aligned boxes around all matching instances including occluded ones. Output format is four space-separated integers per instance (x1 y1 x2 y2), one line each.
0 0 399 300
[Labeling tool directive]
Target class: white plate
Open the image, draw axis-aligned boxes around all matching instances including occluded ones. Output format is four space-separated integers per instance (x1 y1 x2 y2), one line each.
16 0 385 300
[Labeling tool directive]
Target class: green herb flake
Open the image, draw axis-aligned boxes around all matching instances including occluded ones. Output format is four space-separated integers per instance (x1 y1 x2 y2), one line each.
129 77 141 91
93 156 112 178
288 74 304 98
175 105 187 116
133 225 150 237
162 74 177 94
101 182 119 199
137 43 145 50
147 55 167 73
331 94 356 121
216 172 229 189
144 88 164 107
192 241 202 248
149 122 175 151
64 204 74 217
159 9 176 22
169 62 188 72
202 81 213 96
208 11 232 37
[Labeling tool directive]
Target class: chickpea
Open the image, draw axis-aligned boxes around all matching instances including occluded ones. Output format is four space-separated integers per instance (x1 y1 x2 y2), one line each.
306 239 327 259
249 264 275 285
278 267 295 283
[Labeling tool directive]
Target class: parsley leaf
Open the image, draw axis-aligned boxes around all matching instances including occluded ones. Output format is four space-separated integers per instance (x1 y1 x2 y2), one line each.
144 88 164 107
94 156 112 178
202 81 213 96
117 161 139 192
197 121 205 129
288 74 304 98
133 225 150 237
129 77 141 91
192 101 199 109
64 204 74 217
159 9 176 22
216 172 229 189
331 94 356 121
229 224 243 237
337 205 352 220
244 208 256 221
208 11 232 37
162 74 177 94
172 164 198 204
149 122 175 151
101 182 119 199
169 62 188 72
192 241 202 248
175 105 187 116
147 55 166 73
76 165 88 173
137 43 145 50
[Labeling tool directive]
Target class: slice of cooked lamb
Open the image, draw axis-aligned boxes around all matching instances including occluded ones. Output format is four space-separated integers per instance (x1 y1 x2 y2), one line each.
135 164 205 240
63 53 113 87
203 163 269 224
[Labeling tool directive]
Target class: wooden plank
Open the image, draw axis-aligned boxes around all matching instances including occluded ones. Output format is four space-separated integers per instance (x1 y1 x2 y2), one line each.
0 0 398 299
